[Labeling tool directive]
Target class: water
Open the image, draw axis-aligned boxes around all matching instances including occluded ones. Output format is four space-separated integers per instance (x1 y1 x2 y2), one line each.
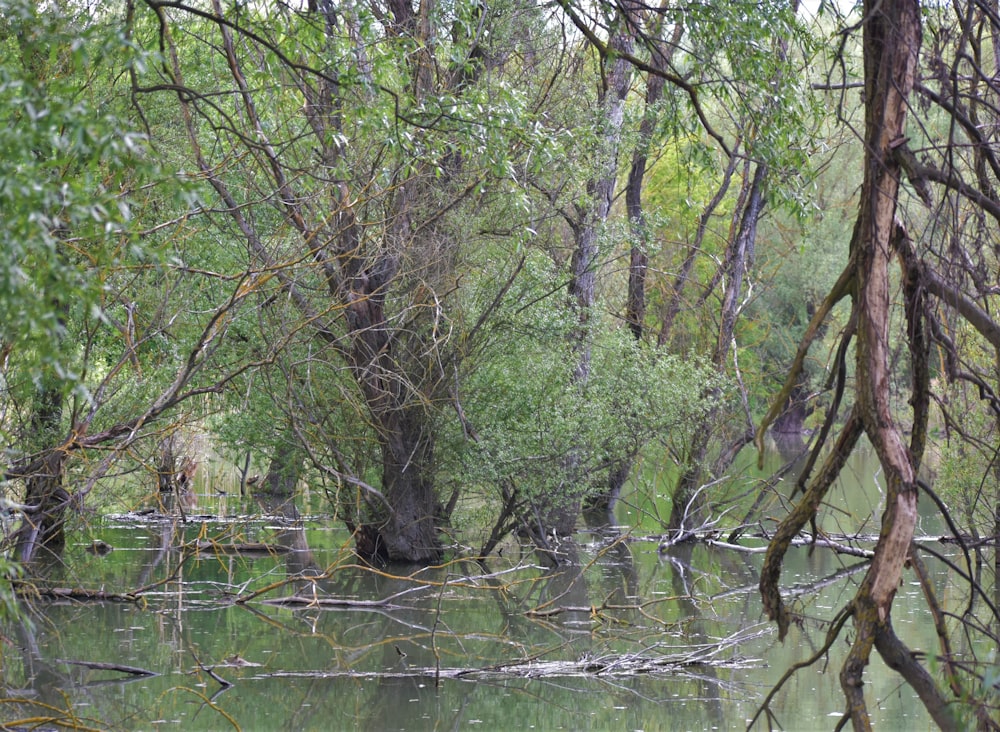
0 451 988 730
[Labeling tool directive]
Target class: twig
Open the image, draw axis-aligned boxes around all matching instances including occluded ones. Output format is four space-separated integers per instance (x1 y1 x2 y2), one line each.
748 603 853 729
431 574 448 687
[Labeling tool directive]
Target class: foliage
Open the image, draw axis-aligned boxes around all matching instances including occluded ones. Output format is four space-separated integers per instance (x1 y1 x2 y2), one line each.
934 331 1000 536
0 0 154 388
439 250 726 536
4 0 1000 727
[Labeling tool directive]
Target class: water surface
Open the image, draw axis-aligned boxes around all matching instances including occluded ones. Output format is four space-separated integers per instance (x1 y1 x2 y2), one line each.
0 450 982 731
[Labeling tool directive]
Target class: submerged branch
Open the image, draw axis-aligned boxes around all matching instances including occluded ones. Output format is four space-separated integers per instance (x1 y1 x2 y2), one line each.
257 594 407 610
14 583 144 605
257 628 770 681
55 659 158 677
191 540 292 556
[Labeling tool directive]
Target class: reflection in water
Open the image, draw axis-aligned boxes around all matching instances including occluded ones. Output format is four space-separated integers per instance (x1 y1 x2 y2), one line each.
15 618 67 708
0 449 978 730
660 543 724 728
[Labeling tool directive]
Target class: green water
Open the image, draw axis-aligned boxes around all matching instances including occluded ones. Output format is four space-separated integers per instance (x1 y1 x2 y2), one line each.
0 449 986 731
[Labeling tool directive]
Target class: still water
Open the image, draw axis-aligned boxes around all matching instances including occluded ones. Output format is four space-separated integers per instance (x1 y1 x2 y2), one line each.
0 449 986 731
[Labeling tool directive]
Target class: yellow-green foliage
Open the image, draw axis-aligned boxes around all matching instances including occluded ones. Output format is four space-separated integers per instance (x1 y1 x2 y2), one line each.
936 326 1000 534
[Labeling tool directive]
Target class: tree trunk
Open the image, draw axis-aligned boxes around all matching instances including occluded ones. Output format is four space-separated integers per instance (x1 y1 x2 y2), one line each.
262 437 303 501
841 1 924 727
770 382 809 434
339 214 442 562
157 432 198 514
12 372 68 563
13 451 69 563
346 407 439 564
584 19 684 525
771 301 825 435
623 21 682 341
666 164 765 535
552 6 634 537
377 409 439 563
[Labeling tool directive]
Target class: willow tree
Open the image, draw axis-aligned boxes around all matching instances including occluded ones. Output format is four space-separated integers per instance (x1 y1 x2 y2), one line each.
557 0 819 537
0 0 168 560
0 0 275 565
757 0 1000 727
131 0 566 562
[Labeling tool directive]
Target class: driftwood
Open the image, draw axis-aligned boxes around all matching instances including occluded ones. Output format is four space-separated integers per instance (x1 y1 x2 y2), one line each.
55 659 157 677
255 658 761 681
256 648 766 681
191 541 291 556
258 594 405 610
253 624 770 682
15 584 143 604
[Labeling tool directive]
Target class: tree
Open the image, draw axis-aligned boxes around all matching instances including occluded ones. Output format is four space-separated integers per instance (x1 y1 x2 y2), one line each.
0 0 300 565
757 0 1000 726
558 0 820 539
0 0 156 559
131 0 581 562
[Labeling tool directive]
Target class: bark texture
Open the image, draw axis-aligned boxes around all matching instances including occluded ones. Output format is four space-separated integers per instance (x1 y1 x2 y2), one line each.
840 6 923 725
759 2 941 728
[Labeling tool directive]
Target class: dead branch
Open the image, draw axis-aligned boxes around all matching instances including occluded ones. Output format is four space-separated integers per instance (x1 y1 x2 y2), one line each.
257 594 407 610
15 583 143 605
55 659 157 677
256 628 770 681
191 540 291 556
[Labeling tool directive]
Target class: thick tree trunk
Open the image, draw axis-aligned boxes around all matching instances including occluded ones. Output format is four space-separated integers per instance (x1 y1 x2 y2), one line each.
157 433 199 513
377 410 439 563
346 410 439 564
262 438 303 501
13 451 69 563
771 382 809 435
340 232 442 562
12 373 68 562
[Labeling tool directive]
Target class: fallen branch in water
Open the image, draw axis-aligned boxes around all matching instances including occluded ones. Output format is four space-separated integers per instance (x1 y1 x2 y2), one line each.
256 625 771 680
191 540 292 555
14 583 144 605
257 594 406 610
56 659 158 677
200 664 234 689
664 530 876 558
256 650 764 681
712 560 869 603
